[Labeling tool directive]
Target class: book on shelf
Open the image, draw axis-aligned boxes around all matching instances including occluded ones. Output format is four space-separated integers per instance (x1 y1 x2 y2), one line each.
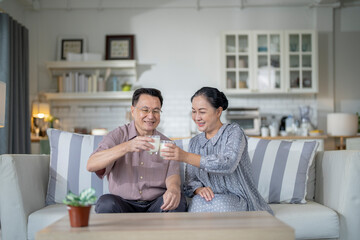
57 72 106 93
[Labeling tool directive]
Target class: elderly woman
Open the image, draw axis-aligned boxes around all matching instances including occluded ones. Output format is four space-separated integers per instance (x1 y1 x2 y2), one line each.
161 87 272 213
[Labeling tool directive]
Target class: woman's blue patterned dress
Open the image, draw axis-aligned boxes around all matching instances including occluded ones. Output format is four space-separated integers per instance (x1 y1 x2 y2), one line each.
184 123 273 214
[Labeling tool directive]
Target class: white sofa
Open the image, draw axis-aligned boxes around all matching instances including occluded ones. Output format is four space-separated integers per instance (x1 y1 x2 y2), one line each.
1 150 360 240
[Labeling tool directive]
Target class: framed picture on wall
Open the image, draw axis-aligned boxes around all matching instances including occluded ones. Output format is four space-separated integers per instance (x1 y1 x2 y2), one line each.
57 35 88 60
105 35 135 60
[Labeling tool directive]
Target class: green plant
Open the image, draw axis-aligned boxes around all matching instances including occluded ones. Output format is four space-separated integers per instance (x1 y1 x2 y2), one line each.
63 188 97 207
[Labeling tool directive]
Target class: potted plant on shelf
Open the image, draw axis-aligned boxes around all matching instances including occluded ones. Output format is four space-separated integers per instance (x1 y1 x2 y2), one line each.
63 187 97 227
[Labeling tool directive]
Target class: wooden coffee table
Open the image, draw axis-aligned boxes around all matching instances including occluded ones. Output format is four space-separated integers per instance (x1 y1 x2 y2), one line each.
36 211 294 240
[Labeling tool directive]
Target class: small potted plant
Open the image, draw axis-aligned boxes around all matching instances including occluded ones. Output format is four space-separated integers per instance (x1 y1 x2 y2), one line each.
63 187 97 227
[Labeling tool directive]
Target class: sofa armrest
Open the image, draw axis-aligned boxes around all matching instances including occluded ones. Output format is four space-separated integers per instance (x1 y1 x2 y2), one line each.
0 154 50 240
315 150 360 240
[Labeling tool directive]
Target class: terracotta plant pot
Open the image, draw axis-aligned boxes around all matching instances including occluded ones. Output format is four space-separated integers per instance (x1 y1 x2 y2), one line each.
67 205 91 227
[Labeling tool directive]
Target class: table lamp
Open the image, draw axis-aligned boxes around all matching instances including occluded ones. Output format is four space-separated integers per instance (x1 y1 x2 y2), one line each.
32 94 50 136
0 82 6 128
32 100 50 119
327 113 358 136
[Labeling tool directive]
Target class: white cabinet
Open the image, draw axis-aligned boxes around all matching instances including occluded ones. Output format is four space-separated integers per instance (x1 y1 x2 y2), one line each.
44 60 137 100
223 32 253 94
253 31 284 93
222 30 317 94
285 31 318 93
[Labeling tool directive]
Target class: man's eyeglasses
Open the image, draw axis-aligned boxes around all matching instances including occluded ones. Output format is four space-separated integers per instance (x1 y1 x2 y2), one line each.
135 107 162 115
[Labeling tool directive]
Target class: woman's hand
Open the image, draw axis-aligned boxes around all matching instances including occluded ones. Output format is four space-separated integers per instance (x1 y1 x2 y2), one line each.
161 143 201 167
194 187 214 201
161 143 186 162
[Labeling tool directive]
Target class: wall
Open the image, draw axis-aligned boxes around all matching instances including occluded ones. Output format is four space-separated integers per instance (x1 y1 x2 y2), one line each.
5 1 359 137
22 4 326 137
314 7 335 136
334 6 360 114
0 0 27 25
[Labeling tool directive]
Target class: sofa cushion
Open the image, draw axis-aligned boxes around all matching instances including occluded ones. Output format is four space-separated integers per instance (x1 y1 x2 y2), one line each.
248 138 318 203
271 201 339 239
174 137 318 203
46 128 109 205
27 204 67 240
27 204 96 240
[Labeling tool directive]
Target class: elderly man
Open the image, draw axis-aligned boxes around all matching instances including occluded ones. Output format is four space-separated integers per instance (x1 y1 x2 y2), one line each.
87 88 186 213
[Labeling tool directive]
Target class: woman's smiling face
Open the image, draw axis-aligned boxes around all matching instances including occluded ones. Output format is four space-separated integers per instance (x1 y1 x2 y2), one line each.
191 95 222 137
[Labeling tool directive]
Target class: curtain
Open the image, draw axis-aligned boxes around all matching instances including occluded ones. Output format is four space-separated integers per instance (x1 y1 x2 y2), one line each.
0 13 30 154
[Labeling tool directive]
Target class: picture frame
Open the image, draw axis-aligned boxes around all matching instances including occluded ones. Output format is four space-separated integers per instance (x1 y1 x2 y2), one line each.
57 35 88 60
105 35 135 60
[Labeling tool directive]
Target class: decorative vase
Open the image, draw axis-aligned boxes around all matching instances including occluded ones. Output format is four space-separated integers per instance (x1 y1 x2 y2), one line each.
67 205 91 227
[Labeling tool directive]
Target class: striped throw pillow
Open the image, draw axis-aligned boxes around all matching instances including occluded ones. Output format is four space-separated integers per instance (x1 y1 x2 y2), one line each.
174 138 191 186
247 137 318 204
46 128 109 205
174 138 190 152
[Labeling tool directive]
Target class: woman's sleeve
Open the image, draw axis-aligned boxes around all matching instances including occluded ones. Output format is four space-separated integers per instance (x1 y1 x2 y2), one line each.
184 164 203 198
200 124 246 174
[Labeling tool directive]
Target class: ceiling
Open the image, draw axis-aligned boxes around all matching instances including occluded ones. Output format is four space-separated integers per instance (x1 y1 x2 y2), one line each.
16 0 360 11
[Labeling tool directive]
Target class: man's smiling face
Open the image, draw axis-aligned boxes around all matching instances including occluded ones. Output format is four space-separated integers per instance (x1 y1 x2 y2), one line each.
131 94 161 136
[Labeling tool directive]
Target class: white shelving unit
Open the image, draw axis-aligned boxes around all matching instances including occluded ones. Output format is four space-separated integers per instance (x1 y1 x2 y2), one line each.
44 60 137 100
46 60 136 70
222 30 318 95
44 91 134 100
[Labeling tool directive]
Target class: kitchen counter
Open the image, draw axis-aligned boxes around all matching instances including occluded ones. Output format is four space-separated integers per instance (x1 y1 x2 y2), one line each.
327 134 360 150
251 135 327 140
31 135 49 154
251 134 360 151
31 135 48 142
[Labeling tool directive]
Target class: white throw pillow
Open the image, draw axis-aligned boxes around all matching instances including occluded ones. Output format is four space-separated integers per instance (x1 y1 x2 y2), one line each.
247 137 318 204
46 128 109 205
